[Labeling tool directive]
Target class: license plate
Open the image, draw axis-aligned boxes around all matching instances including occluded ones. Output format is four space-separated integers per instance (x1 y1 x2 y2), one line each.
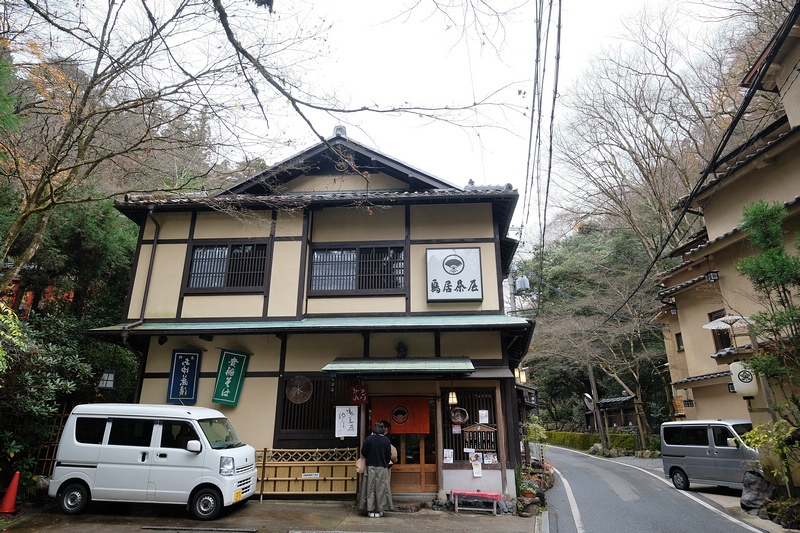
234 490 242 502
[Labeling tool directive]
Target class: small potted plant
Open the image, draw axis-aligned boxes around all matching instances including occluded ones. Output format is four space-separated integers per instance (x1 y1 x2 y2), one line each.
519 480 537 498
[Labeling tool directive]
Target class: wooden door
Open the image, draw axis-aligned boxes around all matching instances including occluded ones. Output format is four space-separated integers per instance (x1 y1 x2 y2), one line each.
389 432 437 492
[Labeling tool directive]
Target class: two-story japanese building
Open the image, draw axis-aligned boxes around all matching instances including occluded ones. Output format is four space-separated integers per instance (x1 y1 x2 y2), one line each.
94 129 534 499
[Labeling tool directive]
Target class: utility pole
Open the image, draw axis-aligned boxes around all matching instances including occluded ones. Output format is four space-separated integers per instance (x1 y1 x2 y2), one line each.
587 362 608 451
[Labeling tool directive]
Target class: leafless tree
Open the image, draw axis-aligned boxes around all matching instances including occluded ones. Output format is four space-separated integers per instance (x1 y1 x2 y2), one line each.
552 3 782 261
0 0 529 289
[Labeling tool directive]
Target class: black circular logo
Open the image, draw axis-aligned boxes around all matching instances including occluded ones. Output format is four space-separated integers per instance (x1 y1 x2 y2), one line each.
738 369 754 383
391 405 409 425
442 254 465 275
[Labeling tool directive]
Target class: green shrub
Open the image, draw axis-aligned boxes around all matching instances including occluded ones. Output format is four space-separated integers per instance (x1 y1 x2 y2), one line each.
545 431 635 451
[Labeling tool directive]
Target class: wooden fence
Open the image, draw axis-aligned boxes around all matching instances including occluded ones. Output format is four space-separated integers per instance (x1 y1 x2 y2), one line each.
256 447 359 496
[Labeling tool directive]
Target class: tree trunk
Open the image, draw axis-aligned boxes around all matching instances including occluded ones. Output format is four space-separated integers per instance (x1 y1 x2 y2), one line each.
0 207 55 293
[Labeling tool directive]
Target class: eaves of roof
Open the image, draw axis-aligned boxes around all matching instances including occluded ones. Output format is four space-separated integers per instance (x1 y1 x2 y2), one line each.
672 370 731 386
117 186 517 210
225 135 460 194
674 119 797 211
688 195 800 256
654 259 694 283
657 274 706 300
91 314 534 336
597 395 635 405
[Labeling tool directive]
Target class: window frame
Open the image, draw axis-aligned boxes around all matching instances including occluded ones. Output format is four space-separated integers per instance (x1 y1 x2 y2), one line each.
709 309 732 351
675 332 684 352
185 239 270 293
308 242 407 296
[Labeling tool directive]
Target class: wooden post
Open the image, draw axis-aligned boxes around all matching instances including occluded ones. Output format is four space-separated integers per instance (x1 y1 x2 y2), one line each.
494 384 508 495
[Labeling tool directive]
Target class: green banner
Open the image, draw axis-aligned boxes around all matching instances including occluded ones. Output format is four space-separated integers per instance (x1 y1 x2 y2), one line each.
212 349 250 406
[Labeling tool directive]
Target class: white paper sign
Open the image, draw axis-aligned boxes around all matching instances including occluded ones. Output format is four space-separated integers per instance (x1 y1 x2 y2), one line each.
479 410 489 424
335 405 358 437
472 462 482 477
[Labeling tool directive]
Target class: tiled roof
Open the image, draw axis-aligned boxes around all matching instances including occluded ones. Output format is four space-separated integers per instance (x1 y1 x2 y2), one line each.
674 120 796 210
117 185 518 208
689 195 800 254
597 395 635 405
672 370 731 386
654 259 695 282
657 275 706 300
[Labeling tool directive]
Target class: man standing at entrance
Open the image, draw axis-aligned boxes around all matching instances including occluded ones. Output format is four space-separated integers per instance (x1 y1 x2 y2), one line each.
359 422 393 518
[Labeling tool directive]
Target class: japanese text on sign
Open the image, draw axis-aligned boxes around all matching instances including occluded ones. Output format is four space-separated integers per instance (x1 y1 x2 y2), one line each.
426 248 483 302
212 349 250 406
335 406 358 437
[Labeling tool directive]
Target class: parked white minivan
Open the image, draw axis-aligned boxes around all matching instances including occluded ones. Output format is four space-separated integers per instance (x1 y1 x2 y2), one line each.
661 419 758 490
48 404 257 520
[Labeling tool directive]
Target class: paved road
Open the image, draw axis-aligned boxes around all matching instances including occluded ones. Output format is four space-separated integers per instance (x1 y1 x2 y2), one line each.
1 498 541 533
545 446 772 533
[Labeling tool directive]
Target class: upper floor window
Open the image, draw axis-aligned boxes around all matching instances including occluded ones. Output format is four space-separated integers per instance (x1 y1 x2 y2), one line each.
310 245 405 294
675 332 684 351
187 243 268 290
708 309 732 351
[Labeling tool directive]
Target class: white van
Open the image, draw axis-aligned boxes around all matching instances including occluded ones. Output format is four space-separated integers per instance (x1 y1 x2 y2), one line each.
47 404 257 520
661 419 758 490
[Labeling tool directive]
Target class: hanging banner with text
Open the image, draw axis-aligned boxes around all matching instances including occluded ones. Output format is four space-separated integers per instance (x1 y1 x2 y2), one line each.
166 349 201 404
336 406 359 438
212 349 250 406
426 247 483 302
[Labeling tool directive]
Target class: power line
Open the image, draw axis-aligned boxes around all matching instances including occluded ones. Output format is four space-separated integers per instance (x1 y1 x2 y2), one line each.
604 0 800 323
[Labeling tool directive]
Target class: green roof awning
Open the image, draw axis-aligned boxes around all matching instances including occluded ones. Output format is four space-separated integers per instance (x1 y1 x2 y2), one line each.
321 356 474 375
91 315 531 335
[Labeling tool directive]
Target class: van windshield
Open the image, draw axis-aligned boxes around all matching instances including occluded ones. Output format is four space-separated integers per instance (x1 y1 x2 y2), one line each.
732 423 753 437
198 417 244 449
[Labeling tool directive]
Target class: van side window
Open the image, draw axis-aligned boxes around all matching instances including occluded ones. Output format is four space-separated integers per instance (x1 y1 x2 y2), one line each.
712 426 735 447
75 418 106 444
684 426 709 446
161 421 199 449
663 426 685 445
108 418 154 447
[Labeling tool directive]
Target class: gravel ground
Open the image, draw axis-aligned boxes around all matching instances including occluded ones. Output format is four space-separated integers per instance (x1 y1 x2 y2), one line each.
611 454 665 473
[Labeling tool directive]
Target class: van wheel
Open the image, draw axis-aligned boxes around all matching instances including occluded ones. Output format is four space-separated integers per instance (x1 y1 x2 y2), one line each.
60 482 90 514
671 468 690 490
191 488 222 520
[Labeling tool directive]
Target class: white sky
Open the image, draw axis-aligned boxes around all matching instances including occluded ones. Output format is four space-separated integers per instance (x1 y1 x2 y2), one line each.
250 0 714 245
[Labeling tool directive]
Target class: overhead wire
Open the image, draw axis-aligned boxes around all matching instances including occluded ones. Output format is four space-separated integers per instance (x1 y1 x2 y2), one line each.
521 0 546 235
603 0 800 323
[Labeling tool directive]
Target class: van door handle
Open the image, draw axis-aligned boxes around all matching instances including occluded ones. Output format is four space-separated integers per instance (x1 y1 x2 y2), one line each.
158 453 167 459
140 451 148 462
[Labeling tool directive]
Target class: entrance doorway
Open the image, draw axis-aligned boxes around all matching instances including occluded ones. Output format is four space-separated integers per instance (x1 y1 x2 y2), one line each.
384 398 437 493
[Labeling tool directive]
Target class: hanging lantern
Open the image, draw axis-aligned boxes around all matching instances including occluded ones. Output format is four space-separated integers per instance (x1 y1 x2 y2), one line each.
729 361 758 398
448 391 458 405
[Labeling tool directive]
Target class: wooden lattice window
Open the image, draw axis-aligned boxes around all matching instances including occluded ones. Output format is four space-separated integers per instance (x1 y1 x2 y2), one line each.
187 242 268 290
277 376 359 448
309 245 405 295
441 388 497 462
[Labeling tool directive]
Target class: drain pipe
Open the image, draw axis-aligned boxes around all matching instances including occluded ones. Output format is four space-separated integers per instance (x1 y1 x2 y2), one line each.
122 204 161 402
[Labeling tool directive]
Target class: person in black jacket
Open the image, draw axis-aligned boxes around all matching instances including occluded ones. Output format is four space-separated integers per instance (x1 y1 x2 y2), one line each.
358 421 393 517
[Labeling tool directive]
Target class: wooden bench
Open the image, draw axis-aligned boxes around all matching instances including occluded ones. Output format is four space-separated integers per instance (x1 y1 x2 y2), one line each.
451 490 502 515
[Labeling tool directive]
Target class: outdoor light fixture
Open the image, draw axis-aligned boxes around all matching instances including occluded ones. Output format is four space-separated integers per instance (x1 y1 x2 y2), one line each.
448 391 458 405
705 270 720 282
514 368 520 380
98 369 116 390
520 372 527 384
